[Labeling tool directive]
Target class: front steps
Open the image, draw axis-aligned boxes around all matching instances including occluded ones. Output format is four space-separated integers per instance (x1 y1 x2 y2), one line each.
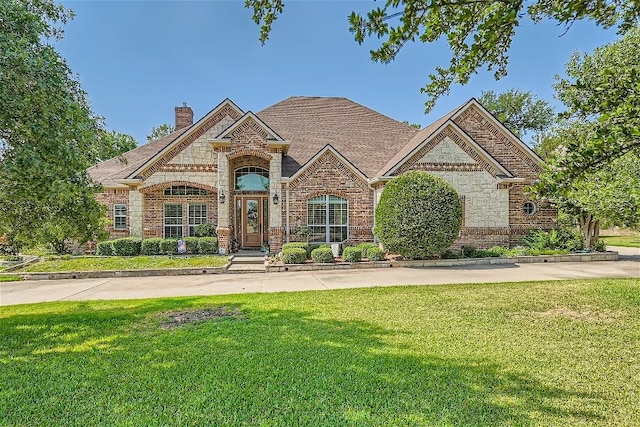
227 251 267 273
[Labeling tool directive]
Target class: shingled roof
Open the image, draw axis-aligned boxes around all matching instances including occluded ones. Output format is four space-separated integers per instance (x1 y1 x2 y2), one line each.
257 97 420 178
87 128 188 187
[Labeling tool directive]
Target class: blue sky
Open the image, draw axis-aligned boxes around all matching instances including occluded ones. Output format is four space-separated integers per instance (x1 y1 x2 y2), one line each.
57 1 619 144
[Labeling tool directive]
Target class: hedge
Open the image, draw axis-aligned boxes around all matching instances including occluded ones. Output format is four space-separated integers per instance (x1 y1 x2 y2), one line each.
366 247 385 261
342 246 362 262
95 241 114 256
159 238 179 255
282 247 307 264
356 243 378 258
282 242 310 258
311 247 334 263
184 237 200 255
112 238 142 256
198 237 218 254
141 238 162 255
374 171 462 259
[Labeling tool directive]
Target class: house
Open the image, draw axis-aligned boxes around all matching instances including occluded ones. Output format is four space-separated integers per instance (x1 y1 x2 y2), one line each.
88 97 556 254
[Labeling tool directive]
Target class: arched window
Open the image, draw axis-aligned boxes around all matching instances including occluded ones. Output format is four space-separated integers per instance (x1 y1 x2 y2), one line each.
523 201 538 216
235 167 269 191
163 185 208 196
307 195 348 243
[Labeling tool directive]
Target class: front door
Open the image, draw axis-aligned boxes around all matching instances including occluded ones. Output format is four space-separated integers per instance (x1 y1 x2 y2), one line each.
237 196 268 248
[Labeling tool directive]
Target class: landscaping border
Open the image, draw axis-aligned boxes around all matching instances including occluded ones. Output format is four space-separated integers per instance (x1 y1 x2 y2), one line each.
265 251 619 272
2 262 231 281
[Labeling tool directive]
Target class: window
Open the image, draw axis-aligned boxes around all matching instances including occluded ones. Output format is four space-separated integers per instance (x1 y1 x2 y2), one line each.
114 204 127 230
164 204 183 238
523 201 537 216
235 167 269 191
308 195 348 243
164 186 208 196
188 204 207 236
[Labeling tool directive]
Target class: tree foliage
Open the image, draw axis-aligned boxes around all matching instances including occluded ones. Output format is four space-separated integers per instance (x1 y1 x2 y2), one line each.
374 171 462 259
245 0 639 111
534 121 640 248
478 89 555 139
0 0 122 250
146 123 175 141
544 27 640 188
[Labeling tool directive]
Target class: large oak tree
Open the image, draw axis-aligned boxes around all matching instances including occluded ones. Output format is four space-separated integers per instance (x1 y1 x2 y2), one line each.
0 0 129 251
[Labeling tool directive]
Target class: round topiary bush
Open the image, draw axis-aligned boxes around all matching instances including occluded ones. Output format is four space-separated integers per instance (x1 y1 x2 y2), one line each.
282 242 311 258
311 247 334 263
374 171 463 259
281 247 307 264
366 247 385 261
341 246 361 262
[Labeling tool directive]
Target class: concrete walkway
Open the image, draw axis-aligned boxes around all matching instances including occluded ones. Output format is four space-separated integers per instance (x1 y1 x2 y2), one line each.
1 246 638 306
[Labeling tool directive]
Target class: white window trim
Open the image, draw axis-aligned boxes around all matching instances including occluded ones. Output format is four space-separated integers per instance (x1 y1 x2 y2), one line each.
164 204 183 238
307 195 349 243
114 204 127 231
188 204 208 237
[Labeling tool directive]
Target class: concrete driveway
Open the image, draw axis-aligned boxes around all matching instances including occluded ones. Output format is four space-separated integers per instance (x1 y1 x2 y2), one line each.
1 247 638 306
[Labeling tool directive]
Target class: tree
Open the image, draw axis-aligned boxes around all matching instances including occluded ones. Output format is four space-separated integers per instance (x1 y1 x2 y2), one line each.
534 121 640 249
99 130 137 158
478 89 555 140
147 123 175 141
402 120 421 129
0 0 123 251
546 28 640 188
246 0 639 111
374 171 462 258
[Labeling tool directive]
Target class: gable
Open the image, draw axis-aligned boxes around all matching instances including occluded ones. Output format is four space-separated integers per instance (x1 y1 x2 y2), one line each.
393 123 512 178
452 101 544 178
288 146 369 192
417 137 476 165
129 99 244 180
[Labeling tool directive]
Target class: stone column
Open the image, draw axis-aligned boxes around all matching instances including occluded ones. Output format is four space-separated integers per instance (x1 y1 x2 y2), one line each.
216 152 231 254
268 152 283 253
129 188 143 238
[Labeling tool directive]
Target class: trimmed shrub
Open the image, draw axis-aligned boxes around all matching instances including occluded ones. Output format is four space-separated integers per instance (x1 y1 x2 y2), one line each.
374 171 462 259
356 242 377 255
308 243 331 255
141 238 162 255
194 222 216 237
461 246 479 258
282 247 307 264
282 242 310 258
366 247 385 261
96 241 114 256
198 237 218 254
112 238 142 256
342 246 361 262
160 238 179 255
311 247 335 263
184 237 200 255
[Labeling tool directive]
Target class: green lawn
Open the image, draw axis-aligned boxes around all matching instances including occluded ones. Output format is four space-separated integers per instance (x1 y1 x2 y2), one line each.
19 255 228 273
601 234 640 248
0 275 21 282
1 279 639 426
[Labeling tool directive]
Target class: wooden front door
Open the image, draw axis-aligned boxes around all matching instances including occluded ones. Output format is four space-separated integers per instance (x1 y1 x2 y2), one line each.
237 196 268 248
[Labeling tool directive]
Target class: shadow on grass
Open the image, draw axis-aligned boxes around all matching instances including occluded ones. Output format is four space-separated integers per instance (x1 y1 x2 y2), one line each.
0 298 604 426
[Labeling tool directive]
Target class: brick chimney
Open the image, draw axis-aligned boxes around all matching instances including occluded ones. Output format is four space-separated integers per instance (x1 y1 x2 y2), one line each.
175 102 193 130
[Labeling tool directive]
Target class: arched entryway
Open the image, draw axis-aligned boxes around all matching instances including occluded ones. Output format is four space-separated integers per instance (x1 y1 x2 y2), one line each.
229 156 270 249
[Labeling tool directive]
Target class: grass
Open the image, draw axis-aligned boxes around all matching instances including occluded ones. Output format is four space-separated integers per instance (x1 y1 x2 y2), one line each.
19 255 228 273
1 279 639 426
601 234 640 248
0 275 21 282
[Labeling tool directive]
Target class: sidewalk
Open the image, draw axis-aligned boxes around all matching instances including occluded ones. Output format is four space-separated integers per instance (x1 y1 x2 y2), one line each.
1 247 638 306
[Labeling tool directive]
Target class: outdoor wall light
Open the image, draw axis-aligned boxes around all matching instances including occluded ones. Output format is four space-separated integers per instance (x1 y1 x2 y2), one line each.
273 192 279 205
219 190 226 204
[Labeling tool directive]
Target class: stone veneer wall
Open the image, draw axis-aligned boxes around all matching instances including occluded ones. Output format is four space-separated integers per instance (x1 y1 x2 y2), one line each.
286 151 374 244
96 188 131 239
